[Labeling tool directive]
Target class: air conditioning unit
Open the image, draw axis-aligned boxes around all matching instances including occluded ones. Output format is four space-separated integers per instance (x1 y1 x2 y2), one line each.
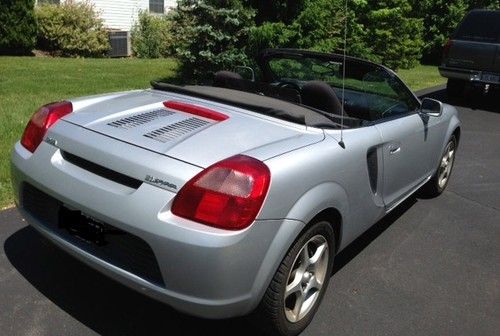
108 31 131 57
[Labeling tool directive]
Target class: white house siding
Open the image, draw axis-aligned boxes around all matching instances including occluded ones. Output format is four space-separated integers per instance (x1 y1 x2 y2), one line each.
90 0 146 32
38 0 177 32
86 0 178 31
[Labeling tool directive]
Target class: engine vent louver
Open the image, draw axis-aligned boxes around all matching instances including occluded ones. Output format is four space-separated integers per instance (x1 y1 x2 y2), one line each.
144 117 209 143
108 109 175 129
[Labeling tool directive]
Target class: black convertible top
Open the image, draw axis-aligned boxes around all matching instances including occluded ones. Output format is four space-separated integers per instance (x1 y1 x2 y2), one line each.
151 82 361 128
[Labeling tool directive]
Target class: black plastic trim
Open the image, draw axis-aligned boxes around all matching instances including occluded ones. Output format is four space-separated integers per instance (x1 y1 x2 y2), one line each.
61 151 142 189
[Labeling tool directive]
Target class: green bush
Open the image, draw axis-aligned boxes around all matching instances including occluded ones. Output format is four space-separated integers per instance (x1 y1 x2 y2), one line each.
131 11 173 58
0 0 37 55
36 0 110 57
411 0 500 64
411 0 468 64
248 22 299 58
356 0 423 70
171 0 255 83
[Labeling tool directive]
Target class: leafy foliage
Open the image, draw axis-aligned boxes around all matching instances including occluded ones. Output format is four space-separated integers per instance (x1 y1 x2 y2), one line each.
171 0 255 82
411 0 467 64
468 0 500 9
248 0 422 70
245 0 306 24
173 0 499 77
410 0 500 64
131 11 173 58
362 0 424 69
0 0 37 55
36 0 110 57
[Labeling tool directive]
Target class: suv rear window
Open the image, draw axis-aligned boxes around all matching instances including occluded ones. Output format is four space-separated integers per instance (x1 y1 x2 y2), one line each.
454 11 500 42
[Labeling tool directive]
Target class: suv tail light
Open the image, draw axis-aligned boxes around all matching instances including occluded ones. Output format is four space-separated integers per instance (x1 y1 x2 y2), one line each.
21 101 73 153
171 155 271 230
443 39 453 59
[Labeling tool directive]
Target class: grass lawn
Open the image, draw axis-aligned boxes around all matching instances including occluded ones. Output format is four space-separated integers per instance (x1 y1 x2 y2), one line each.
0 57 178 209
397 64 446 91
0 57 445 209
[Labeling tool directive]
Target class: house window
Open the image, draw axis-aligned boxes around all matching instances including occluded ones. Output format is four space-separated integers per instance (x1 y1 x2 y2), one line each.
38 0 60 4
149 0 164 14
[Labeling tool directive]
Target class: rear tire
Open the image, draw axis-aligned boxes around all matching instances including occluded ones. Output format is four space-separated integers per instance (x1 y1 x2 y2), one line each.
421 135 457 198
446 79 465 97
255 221 335 336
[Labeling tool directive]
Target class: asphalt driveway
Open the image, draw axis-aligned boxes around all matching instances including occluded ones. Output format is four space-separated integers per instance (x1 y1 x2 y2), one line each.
0 86 499 336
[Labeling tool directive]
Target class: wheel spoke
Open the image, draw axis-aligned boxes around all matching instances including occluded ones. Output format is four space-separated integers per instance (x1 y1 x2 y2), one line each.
293 290 305 320
299 247 311 270
285 274 302 299
441 157 448 168
309 242 327 269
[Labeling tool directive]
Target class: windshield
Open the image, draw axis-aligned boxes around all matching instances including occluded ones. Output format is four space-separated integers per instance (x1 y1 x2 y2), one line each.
264 52 420 120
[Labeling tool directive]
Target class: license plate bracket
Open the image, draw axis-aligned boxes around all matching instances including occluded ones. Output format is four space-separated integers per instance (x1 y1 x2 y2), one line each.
59 207 106 246
481 73 500 83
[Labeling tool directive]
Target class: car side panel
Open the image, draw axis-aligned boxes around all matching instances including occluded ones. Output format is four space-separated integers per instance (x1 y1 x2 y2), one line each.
259 126 386 252
433 105 462 169
375 114 430 208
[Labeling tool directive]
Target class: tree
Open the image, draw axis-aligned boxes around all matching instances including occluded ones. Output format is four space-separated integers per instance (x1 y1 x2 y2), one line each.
468 0 500 9
245 0 306 24
171 0 255 82
362 0 424 69
0 0 37 55
411 0 468 64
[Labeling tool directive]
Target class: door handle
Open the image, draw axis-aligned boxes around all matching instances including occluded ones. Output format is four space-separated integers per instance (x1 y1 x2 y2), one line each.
389 145 401 154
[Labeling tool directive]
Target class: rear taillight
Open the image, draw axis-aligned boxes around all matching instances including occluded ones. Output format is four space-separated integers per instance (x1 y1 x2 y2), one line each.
21 101 73 153
443 39 453 59
171 155 271 230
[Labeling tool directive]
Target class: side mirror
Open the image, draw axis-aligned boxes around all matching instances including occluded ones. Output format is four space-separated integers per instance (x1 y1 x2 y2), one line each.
420 97 443 117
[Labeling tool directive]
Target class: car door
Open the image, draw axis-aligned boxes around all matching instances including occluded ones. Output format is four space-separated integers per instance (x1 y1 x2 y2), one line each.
359 67 428 209
376 113 428 208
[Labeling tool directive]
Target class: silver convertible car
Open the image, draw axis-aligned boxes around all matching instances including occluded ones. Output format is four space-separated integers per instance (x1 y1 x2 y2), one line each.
11 49 460 336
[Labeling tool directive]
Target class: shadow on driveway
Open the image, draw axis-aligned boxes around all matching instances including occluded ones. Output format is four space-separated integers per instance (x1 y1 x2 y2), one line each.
6 84 478 335
4 195 417 336
418 85 500 113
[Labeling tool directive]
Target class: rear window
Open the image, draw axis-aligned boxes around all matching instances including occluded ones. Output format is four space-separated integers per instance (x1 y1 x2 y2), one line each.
454 11 500 42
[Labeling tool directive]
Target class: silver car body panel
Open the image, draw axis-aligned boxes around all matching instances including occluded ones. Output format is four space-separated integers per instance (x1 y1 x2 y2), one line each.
11 81 460 318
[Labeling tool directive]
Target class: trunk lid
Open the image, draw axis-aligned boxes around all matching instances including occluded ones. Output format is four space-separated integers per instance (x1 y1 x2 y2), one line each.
64 89 323 167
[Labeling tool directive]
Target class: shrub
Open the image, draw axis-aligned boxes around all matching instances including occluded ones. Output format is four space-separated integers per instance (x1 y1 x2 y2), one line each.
411 0 468 64
171 0 255 83
248 22 299 59
131 11 173 58
0 0 37 55
36 0 110 57
362 1 424 70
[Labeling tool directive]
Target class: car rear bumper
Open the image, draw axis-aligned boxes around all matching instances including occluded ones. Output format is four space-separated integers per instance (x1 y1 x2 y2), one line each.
11 139 304 319
439 66 500 85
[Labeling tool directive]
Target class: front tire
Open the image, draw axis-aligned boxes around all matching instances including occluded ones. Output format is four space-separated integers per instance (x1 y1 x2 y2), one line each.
256 221 335 336
421 135 457 197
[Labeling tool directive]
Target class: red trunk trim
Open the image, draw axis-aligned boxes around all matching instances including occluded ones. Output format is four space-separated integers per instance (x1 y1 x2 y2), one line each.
163 101 229 121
